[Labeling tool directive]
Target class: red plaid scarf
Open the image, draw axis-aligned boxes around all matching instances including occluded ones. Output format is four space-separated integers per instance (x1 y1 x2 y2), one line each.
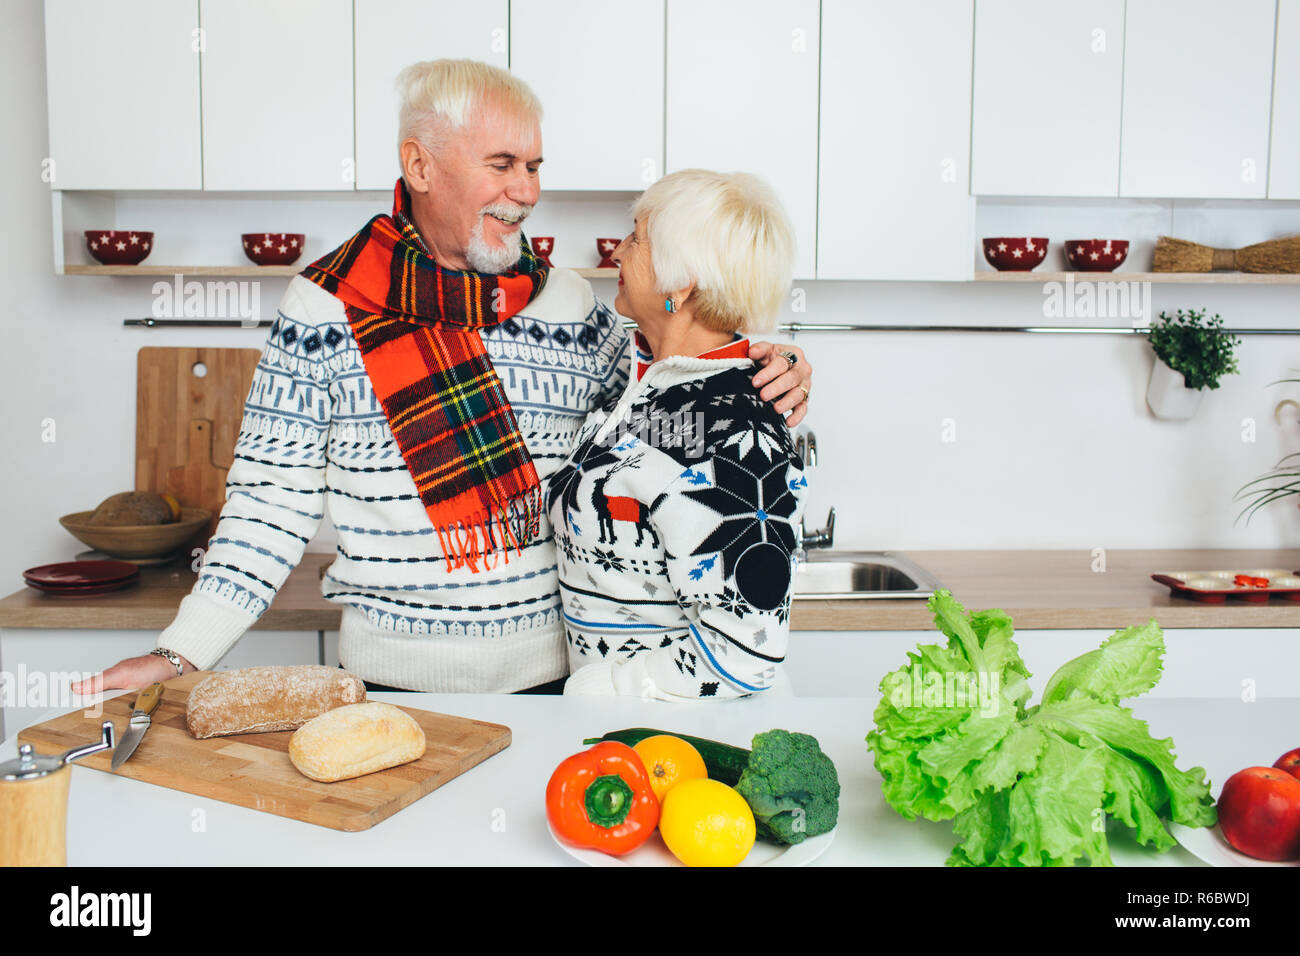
300 179 549 572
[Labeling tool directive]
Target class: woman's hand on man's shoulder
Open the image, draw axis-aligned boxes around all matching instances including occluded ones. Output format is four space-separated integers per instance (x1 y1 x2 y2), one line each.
747 341 811 427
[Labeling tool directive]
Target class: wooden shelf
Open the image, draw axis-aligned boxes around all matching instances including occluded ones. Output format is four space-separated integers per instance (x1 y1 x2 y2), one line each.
975 270 1300 284
62 264 1299 284
63 264 621 279
65 264 301 277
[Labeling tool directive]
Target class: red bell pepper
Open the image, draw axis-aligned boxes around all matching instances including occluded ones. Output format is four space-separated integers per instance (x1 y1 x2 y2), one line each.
546 741 660 855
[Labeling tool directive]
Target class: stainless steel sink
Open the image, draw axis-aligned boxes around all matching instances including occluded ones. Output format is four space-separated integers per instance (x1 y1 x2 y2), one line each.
793 551 944 600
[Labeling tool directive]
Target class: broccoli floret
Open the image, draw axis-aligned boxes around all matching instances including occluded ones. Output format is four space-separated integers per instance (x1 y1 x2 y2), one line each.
734 729 840 845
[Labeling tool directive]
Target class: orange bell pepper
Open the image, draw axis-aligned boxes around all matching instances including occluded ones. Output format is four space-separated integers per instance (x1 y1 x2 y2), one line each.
546 741 660 855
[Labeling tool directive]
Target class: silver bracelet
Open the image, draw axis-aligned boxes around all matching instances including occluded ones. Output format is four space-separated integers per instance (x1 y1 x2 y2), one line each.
150 647 184 678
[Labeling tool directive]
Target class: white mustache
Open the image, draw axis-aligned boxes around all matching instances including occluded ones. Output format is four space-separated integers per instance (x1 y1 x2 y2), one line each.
481 203 532 225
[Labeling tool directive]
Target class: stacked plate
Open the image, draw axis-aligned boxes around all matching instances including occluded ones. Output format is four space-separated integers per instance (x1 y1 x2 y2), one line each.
22 560 140 597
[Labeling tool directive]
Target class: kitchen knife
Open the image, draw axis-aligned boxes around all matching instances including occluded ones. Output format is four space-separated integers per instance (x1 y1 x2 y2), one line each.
110 682 165 770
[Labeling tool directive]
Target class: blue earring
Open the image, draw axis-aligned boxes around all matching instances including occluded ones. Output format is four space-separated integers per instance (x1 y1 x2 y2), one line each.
664 298 675 313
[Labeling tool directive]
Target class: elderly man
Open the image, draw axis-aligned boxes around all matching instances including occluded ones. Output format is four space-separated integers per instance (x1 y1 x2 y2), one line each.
72 59 811 696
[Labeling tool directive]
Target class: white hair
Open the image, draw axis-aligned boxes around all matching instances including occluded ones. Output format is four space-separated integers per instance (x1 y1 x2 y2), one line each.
395 59 543 165
631 169 795 333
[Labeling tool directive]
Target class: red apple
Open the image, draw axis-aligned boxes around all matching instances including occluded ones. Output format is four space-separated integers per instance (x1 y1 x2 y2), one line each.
1217 766 1300 862
1274 748 1300 781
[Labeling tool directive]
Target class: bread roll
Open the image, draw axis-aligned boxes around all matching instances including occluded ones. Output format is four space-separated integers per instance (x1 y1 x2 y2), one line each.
289 703 426 782
186 665 366 739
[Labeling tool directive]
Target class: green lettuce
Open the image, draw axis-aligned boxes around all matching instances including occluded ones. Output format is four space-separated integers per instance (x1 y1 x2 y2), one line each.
866 590 1216 866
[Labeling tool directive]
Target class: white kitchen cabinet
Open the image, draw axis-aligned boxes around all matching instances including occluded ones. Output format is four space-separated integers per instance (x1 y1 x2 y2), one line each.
1120 0 1277 199
510 0 664 191
971 0 1124 197
199 0 354 191
817 0 975 281
43 0 202 190
1270 0 1300 199
665 0 819 279
355 1 509 191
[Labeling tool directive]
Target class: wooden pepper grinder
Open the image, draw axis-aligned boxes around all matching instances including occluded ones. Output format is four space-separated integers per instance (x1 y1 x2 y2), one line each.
0 722 113 866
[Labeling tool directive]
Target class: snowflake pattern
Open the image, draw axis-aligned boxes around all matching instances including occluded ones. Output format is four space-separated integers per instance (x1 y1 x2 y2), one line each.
773 595 791 625
557 532 577 565
716 586 752 617
591 547 625 573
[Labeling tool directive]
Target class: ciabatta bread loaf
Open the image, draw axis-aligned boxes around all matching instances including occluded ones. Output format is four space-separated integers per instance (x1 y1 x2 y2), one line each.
288 702 426 782
185 665 366 739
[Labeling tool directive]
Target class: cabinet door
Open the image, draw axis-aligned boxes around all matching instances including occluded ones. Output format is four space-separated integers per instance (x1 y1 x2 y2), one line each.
1271 0 1300 199
971 0 1124 197
1120 0 1276 199
666 0 819 279
199 0 353 191
818 0 975 281
355 1 509 191
510 0 664 191
43 0 201 190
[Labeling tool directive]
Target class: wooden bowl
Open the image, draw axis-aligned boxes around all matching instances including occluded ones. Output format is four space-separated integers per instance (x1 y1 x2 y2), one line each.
58 507 212 561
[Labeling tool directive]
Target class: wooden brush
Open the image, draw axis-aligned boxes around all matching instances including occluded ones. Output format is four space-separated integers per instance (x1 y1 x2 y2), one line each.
1153 234 1300 273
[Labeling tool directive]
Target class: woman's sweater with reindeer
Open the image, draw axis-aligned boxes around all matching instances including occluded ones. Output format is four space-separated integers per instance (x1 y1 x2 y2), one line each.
546 341 808 700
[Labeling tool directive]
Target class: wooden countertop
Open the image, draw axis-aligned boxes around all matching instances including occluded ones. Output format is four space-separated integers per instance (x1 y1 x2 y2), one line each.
0 552 339 631
792 549 1300 630
3 549 1299 632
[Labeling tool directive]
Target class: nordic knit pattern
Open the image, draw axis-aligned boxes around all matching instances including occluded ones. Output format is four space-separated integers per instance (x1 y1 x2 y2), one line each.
547 353 808 700
156 269 629 693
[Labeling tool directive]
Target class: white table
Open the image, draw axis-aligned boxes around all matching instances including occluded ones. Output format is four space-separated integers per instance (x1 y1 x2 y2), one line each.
6 691 1293 866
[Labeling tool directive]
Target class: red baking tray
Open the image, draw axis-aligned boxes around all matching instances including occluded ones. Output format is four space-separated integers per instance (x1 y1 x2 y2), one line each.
1151 569 1300 604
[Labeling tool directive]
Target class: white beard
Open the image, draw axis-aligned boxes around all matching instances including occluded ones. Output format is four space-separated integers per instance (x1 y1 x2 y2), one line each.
466 216 524 274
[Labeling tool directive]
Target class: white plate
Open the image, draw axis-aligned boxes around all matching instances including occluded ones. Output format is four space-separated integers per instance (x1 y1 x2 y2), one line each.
548 820 835 867
1170 822 1300 867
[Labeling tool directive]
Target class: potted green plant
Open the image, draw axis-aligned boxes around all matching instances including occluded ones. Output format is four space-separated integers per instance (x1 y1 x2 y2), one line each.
1145 308 1241 420
1235 372 1300 524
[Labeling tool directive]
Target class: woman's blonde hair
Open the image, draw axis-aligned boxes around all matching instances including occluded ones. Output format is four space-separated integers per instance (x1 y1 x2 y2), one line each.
631 169 795 333
395 59 543 165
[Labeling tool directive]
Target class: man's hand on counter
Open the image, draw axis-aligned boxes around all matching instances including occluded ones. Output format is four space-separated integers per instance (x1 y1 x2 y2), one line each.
70 652 196 695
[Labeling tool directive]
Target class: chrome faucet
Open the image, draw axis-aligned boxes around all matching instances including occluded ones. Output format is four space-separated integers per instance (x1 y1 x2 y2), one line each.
795 431 817 469
793 430 834 561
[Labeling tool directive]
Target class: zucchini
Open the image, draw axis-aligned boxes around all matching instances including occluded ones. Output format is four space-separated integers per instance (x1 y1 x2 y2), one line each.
582 728 751 787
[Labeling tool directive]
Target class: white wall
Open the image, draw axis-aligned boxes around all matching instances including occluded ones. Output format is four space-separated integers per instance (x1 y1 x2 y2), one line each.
4 1 1299 603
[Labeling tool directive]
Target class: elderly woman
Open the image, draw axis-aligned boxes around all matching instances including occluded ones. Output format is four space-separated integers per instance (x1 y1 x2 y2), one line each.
548 169 807 700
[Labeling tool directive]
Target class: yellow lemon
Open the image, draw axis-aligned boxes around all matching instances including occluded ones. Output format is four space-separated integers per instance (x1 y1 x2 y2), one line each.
658 778 756 867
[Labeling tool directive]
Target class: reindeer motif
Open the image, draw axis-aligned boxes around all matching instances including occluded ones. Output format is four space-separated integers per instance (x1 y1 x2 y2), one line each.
591 454 660 547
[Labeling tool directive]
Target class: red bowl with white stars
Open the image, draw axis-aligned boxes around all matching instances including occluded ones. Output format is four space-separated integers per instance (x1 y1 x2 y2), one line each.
596 237 620 269
242 233 305 266
982 237 1048 271
85 230 153 265
1064 238 1129 272
530 236 555 267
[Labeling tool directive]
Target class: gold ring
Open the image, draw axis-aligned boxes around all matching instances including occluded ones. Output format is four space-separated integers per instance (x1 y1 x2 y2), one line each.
799 385 809 400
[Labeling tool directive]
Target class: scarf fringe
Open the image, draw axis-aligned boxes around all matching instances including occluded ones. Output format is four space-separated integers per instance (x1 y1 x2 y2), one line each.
431 486 543 573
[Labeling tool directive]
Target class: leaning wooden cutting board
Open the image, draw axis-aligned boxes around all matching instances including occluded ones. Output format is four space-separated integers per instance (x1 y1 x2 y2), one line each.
17 672 512 832
135 347 261 544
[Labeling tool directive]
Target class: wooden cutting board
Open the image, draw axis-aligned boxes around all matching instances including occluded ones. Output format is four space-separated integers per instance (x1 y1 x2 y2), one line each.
135 347 261 543
17 673 512 832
